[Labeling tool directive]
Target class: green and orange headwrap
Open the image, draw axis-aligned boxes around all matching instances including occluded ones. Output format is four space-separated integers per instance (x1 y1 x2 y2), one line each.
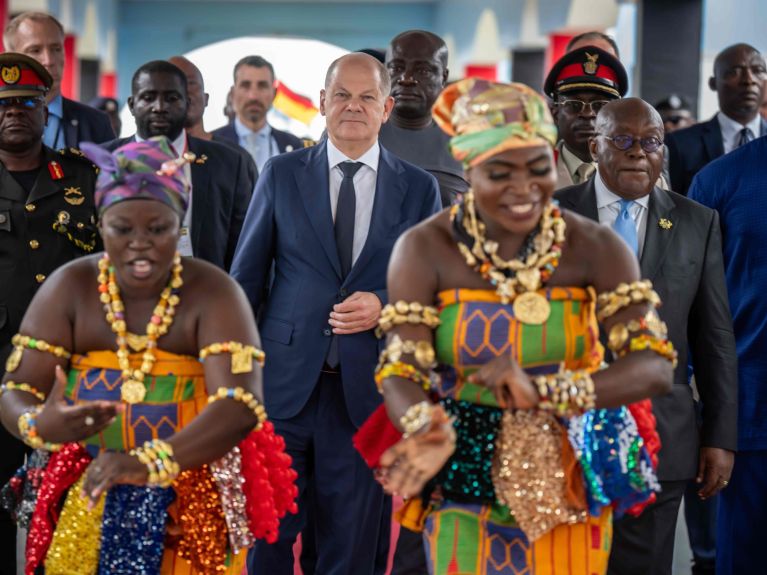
432 78 558 168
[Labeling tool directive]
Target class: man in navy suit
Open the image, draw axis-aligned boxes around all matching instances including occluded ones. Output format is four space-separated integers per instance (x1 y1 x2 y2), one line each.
212 55 304 172
232 52 440 575
5 12 115 147
666 43 767 196
103 60 252 271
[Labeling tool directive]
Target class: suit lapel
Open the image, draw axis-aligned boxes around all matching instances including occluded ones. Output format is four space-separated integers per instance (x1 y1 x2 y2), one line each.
296 141 342 279
760 118 767 137
345 148 407 285
702 116 724 161
187 137 209 254
61 99 78 149
640 187 677 280
558 177 599 221
555 142 575 189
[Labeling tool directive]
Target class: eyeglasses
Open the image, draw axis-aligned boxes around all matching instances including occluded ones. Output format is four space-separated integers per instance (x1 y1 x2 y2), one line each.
0 97 44 109
599 134 664 153
557 99 610 115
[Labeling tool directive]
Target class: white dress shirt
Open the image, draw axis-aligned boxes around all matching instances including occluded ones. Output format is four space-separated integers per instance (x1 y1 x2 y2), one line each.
326 139 379 265
717 111 762 154
235 117 278 173
594 169 650 258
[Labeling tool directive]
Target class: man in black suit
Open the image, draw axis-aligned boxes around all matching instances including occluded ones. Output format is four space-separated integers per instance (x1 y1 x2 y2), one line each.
103 60 251 271
666 43 767 196
211 55 303 172
4 12 115 147
555 98 738 575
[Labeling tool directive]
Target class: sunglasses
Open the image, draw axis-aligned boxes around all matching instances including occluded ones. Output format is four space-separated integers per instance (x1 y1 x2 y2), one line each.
0 97 44 109
557 99 610 115
598 134 664 153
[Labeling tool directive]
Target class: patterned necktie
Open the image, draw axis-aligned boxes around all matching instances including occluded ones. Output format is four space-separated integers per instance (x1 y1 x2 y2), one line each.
737 127 755 148
335 162 362 277
613 199 638 256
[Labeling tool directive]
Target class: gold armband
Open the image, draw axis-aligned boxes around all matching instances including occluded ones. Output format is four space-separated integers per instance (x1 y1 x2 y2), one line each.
17 405 63 452
377 301 440 334
374 361 432 393
607 309 669 352
130 439 180 487
596 280 661 322
399 401 435 438
0 381 46 402
379 334 436 369
199 341 266 374
618 334 678 368
533 369 596 415
208 386 267 431
6 334 71 373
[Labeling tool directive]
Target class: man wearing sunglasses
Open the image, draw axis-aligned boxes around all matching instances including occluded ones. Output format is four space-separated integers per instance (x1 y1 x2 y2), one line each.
556 98 737 575
544 46 628 190
0 52 100 574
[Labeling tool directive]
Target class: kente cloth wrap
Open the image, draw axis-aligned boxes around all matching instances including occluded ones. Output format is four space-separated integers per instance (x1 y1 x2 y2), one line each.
432 78 558 168
11 349 296 575
80 136 189 214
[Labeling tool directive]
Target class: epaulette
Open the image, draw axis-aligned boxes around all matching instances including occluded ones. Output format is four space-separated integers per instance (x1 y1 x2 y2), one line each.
58 147 99 173
302 138 317 148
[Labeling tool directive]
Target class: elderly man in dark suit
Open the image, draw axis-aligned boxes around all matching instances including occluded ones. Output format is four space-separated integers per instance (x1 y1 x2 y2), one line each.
555 98 738 575
232 52 440 575
666 43 767 196
103 60 252 271
5 11 115 148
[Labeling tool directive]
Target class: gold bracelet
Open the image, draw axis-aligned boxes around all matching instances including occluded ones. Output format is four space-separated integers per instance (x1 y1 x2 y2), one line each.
6 334 71 373
130 439 180 487
208 386 267 431
0 381 46 402
374 361 432 393
607 309 669 352
379 334 436 369
596 280 661 322
534 369 596 415
618 334 678 368
17 405 63 452
199 341 266 374
377 301 441 334
399 401 434 438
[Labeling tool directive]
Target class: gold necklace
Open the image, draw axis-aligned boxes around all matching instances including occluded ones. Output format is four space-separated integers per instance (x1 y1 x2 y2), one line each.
452 190 566 324
98 254 183 403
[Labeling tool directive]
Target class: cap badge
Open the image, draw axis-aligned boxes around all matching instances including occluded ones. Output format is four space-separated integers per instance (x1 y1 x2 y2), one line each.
1 65 21 85
583 53 599 75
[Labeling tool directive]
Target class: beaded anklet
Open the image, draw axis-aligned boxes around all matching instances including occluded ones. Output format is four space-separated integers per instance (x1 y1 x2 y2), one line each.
130 439 180 487
199 342 266 374
208 387 267 431
0 381 46 402
5 334 71 373
17 405 63 451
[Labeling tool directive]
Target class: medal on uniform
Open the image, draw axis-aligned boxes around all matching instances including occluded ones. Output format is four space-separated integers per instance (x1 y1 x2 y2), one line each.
512 292 551 325
64 186 85 205
121 379 147 404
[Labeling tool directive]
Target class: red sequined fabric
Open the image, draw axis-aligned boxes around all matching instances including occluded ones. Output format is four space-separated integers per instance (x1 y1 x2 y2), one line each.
625 399 661 516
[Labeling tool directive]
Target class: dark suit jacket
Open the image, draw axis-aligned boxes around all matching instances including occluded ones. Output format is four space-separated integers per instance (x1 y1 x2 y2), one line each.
62 97 115 147
102 135 252 271
666 114 767 196
555 179 738 481
230 141 441 427
211 122 303 153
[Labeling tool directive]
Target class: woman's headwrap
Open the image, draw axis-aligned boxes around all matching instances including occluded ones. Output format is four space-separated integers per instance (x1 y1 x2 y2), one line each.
432 78 558 168
80 136 191 214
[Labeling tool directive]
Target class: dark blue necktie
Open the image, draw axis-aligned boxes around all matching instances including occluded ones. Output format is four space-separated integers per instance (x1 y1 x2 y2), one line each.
737 127 755 148
613 199 638 256
326 161 362 368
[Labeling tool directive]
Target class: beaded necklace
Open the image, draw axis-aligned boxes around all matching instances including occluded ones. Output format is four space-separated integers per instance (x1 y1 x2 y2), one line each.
451 190 566 324
97 253 183 404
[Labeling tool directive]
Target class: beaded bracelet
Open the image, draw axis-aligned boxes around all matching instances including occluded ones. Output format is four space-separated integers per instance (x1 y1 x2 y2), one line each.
208 386 267 431
17 405 63 452
130 439 180 487
607 310 669 352
377 301 441 334
533 369 596 415
0 381 46 402
618 334 678 368
5 334 72 373
374 361 432 393
400 401 435 438
596 281 661 322
379 334 436 369
199 341 266 374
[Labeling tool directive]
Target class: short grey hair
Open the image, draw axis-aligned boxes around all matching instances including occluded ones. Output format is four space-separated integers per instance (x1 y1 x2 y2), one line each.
324 53 391 97
5 12 65 51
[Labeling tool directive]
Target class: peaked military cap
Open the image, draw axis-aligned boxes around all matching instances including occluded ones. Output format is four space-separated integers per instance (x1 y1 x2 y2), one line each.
543 46 628 99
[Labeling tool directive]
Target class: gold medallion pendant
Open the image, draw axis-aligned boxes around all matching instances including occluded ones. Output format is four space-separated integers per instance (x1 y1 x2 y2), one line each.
125 332 148 352
512 292 551 325
121 379 147 404
5 346 22 372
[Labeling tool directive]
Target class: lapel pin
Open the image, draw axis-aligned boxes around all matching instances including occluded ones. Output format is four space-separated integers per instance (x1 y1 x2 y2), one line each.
658 218 673 230
194 154 207 165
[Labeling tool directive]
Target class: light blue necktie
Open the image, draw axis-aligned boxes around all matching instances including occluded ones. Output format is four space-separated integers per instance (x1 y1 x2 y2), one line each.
613 199 638 256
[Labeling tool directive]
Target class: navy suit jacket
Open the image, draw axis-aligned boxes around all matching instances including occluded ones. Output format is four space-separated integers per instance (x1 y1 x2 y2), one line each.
230 141 441 427
211 122 304 153
62 97 115 147
102 135 253 270
666 114 767 196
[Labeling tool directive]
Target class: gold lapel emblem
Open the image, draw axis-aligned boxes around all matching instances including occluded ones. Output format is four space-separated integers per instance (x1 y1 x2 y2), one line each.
1 65 21 84
194 154 208 165
64 186 85 205
583 52 599 75
658 218 673 230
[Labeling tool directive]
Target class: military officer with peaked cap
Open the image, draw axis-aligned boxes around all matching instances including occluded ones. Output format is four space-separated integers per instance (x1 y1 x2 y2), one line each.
0 52 100 573
544 46 629 189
